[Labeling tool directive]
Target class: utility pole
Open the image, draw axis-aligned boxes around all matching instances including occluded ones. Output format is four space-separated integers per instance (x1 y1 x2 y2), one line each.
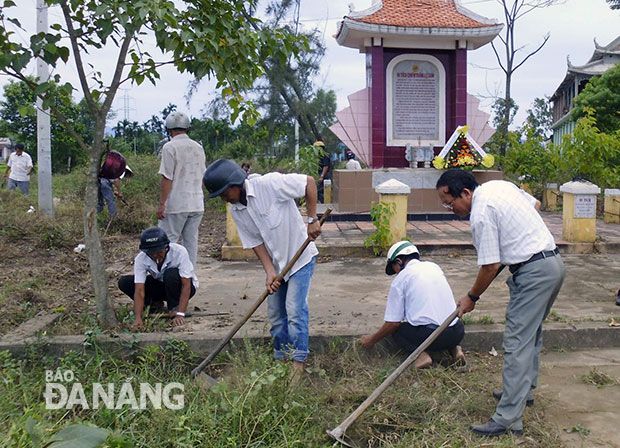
36 0 53 217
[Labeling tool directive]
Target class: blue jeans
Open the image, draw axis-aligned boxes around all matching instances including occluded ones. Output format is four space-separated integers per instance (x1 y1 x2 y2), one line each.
97 178 116 217
267 256 316 362
7 178 29 195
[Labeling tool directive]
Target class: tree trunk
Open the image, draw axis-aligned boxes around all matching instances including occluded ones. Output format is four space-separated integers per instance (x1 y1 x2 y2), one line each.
84 132 118 328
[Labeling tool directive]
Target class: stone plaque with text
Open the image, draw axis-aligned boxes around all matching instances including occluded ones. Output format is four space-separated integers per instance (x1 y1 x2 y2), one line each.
574 195 596 218
392 60 439 141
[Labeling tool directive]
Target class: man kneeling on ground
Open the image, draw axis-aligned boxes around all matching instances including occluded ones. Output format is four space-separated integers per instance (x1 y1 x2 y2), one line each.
359 241 465 368
118 226 197 329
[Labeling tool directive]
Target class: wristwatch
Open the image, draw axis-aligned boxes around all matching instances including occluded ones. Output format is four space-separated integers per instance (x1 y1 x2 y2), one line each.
308 216 318 224
467 291 480 303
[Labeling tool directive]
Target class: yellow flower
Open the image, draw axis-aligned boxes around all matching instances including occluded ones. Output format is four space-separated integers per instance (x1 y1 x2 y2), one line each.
457 155 475 166
482 154 495 168
457 125 471 135
432 156 446 169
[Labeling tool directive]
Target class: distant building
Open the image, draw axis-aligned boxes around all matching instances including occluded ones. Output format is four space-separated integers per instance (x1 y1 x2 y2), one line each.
0 138 13 162
550 36 620 146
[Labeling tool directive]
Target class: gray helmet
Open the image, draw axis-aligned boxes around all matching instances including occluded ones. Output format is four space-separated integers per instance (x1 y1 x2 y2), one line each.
139 227 170 254
165 111 190 130
203 159 248 198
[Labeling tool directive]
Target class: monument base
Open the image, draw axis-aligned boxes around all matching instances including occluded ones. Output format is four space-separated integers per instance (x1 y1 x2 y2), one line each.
332 168 503 213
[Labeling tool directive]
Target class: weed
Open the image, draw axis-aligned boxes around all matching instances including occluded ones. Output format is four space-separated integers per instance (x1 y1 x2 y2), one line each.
566 423 590 436
545 310 570 323
477 315 495 324
461 315 495 325
364 200 396 255
581 367 618 388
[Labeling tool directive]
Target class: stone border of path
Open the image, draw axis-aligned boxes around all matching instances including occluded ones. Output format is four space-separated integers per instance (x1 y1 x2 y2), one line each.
223 240 620 260
1 322 618 358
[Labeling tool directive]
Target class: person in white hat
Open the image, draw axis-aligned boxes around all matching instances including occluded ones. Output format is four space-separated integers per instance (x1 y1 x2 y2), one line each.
157 111 206 269
359 240 465 369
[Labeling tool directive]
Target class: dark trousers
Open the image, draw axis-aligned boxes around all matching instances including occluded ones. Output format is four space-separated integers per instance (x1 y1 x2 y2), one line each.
118 268 195 311
393 319 465 353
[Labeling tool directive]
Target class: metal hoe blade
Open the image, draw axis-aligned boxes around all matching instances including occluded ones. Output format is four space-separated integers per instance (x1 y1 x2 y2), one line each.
195 371 219 390
326 427 353 447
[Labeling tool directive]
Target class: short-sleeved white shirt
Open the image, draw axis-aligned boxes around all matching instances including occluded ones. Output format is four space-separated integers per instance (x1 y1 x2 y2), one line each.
158 134 206 214
346 159 362 170
229 173 318 281
7 151 33 182
384 259 458 327
133 243 198 287
470 180 556 266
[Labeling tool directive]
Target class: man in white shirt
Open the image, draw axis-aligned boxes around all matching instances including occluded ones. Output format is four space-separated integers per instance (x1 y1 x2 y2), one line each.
436 169 565 437
359 241 465 369
118 227 197 329
345 150 362 170
4 144 33 195
203 159 322 375
157 111 206 268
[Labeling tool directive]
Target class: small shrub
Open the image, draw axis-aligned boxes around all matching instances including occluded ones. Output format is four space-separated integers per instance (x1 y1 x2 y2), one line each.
364 201 396 256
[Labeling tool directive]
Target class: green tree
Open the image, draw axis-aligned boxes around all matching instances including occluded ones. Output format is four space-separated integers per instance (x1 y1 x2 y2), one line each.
0 0 302 327
483 97 518 157
205 0 337 159
570 64 620 134
559 110 620 189
524 97 553 139
0 79 89 171
503 124 560 195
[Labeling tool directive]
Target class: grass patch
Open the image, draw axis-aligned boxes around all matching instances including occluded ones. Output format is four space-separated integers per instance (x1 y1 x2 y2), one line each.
461 315 495 325
0 341 562 447
581 368 619 388
545 311 570 323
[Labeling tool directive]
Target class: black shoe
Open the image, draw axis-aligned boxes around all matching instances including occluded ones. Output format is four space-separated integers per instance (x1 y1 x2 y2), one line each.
470 418 523 437
492 390 534 407
616 290 620 306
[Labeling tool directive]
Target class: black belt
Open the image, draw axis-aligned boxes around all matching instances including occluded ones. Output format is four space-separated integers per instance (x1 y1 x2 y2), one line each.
509 248 559 273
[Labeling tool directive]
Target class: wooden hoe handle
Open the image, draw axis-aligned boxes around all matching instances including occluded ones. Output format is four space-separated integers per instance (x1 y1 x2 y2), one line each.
327 306 461 445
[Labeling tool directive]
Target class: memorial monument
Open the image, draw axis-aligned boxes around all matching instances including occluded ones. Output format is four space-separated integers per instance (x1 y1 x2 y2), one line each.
329 0 503 213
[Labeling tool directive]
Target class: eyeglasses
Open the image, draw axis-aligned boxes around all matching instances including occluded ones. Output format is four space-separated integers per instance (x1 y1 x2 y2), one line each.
442 197 456 209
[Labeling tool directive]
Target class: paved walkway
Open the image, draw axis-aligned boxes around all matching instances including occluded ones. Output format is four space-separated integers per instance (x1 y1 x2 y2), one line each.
314 209 620 254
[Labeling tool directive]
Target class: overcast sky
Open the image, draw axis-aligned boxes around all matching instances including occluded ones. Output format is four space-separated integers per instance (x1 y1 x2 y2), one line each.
2 0 620 130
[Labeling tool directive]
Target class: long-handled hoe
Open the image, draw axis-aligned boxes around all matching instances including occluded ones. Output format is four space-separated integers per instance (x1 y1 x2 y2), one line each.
191 208 332 389
326 307 460 447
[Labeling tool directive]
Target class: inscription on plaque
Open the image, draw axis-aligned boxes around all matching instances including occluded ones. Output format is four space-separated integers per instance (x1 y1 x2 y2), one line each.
392 60 439 141
574 195 596 218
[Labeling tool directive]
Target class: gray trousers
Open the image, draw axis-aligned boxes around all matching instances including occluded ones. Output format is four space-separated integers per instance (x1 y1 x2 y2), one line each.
158 212 203 268
492 254 565 430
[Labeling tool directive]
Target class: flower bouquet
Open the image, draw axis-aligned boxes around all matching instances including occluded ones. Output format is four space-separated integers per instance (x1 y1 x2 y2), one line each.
433 126 494 170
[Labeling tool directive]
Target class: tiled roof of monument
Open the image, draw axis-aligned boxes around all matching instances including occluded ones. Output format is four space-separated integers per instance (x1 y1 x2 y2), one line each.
352 0 489 29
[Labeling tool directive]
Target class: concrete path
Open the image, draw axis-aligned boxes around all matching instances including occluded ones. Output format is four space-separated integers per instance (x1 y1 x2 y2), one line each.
171 252 620 348
314 210 620 254
539 348 620 448
178 210 620 342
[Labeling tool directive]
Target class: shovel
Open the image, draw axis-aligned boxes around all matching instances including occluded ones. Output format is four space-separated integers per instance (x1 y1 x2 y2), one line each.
326 306 460 447
191 207 332 388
